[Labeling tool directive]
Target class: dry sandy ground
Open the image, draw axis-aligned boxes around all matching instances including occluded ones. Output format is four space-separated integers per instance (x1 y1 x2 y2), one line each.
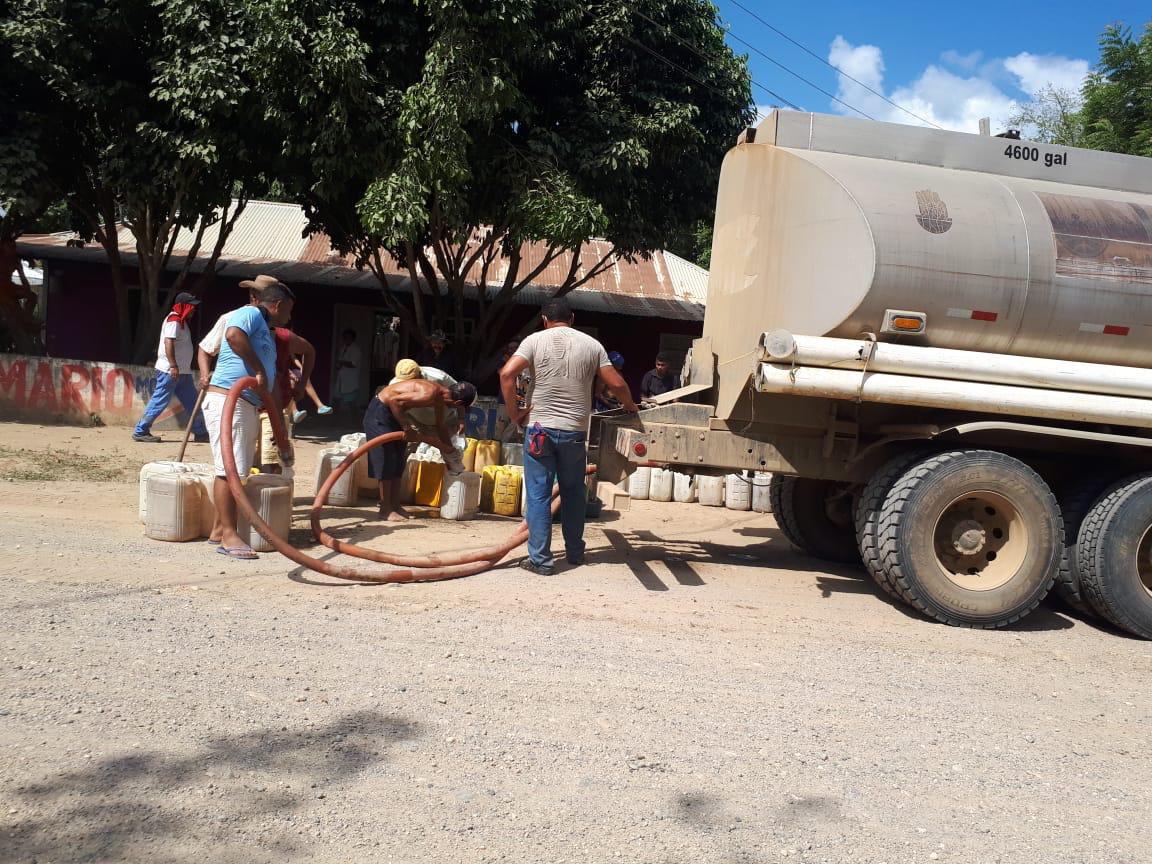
1 421 1150 864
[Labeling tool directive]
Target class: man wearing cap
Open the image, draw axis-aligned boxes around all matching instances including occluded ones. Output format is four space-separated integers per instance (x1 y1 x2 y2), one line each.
132 292 209 443
416 329 460 379
203 282 295 559
196 275 277 389
365 377 476 521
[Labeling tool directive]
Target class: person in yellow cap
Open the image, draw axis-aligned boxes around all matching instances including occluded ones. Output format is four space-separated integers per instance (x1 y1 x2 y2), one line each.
392 358 422 383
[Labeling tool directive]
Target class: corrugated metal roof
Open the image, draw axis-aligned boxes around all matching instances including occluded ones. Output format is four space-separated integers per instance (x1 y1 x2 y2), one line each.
19 200 709 320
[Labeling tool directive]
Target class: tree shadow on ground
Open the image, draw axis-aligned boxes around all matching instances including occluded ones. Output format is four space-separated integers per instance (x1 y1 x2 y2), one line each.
1 710 422 864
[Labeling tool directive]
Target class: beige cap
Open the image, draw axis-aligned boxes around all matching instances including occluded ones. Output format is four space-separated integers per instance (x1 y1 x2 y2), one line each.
393 358 422 381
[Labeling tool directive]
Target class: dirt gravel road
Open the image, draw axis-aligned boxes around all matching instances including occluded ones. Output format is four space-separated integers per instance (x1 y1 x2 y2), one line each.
1 422 1150 863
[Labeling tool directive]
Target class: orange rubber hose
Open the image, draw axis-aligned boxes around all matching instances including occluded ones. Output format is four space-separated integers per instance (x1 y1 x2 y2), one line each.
220 377 591 583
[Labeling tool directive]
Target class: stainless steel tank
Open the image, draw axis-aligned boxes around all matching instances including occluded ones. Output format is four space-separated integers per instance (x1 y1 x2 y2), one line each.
705 111 1152 419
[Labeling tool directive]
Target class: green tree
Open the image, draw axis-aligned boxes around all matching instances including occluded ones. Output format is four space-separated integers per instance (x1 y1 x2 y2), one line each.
1081 23 1152 157
2 0 368 362
1006 85 1085 146
300 0 753 376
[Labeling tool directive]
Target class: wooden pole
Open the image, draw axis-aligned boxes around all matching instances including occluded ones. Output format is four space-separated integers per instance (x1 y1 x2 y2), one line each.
175 386 208 463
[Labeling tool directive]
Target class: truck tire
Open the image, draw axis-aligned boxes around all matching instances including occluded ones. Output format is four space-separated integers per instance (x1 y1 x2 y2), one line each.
769 475 859 564
1076 473 1152 639
855 452 924 600
876 450 1061 628
1053 478 1118 616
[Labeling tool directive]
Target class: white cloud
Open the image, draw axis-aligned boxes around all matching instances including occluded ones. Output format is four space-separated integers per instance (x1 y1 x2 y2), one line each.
1003 52 1090 96
826 37 1090 133
940 50 984 71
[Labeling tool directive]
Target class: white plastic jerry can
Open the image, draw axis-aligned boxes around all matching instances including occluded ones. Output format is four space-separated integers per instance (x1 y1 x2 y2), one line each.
628 466 653 500
725 472 752 511
138 461 194 523
697 474 725 507
144 473 204 542
501 443 524 466
440 471 482 520
751 472 773 513
649 467 674 502
315 446 358 506
672 471 697 503
237 474 293 553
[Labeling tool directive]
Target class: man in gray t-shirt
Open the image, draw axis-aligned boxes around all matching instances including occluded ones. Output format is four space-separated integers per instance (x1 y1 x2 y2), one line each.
500 298 637 575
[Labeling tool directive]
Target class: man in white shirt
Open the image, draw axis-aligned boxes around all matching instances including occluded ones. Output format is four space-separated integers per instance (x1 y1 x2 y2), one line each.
499 298 637 575
132 292 208 443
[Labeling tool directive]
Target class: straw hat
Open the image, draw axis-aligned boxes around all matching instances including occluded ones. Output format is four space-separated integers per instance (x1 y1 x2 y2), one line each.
239 274 283 291
394 359 422 381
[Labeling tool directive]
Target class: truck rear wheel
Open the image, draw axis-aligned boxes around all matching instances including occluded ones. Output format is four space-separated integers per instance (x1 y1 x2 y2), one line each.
1053 478 1117 616
876 450 1061 628
855 453 924 600
1077 474 1152 639
769 475 859 564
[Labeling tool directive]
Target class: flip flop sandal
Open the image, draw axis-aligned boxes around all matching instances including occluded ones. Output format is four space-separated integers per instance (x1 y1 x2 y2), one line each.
216 545 258 560
206 538 221 546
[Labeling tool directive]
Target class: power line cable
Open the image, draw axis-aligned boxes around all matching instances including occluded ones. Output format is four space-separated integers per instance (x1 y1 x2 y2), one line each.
725 0 944 129
721 26 875 120
631 10 802 113
622 34 792 121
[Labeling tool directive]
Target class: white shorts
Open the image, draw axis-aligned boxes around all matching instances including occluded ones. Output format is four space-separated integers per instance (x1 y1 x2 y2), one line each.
202 391 259 478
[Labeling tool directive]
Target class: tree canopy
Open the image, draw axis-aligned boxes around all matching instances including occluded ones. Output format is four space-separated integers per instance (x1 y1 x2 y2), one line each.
1081 23 1152 157
1006 85 1085 146
299 0 754 374
2 0 753 366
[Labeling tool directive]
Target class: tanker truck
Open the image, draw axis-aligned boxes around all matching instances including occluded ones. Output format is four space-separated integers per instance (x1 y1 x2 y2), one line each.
594 110 1152 639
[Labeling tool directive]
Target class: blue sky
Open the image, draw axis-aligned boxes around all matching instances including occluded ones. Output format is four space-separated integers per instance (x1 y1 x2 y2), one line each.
713 0 1150 131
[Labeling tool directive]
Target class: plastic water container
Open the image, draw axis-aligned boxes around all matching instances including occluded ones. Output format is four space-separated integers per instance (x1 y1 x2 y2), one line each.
138 461 195 523
400 456 420 505
462 438 480 472
475 440 502 473
337 433 374 492
237 474 293 552
725 472 752 511
314 446 358 506
480 464 500 512
493 466 523 516
628 466 653 500
502 442 524 466
697 475 725 507
649 467 674 502
440 471 482 520
144 473 204 541
189 471 217 538
673 471 697 503
751 472 773 513
415 442 445 463
412 460 446 507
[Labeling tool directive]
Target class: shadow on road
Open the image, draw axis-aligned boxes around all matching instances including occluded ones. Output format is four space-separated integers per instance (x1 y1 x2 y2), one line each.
596 524 830 592
1 710 422 864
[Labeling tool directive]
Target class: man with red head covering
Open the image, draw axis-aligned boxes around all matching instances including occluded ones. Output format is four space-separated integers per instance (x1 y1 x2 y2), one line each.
132 292 208 443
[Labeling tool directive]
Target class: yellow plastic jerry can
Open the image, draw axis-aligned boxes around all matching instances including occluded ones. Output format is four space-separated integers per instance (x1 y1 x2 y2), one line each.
462 438 480 472
475 439 502 473
412 460 446 507
492 465 523 517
